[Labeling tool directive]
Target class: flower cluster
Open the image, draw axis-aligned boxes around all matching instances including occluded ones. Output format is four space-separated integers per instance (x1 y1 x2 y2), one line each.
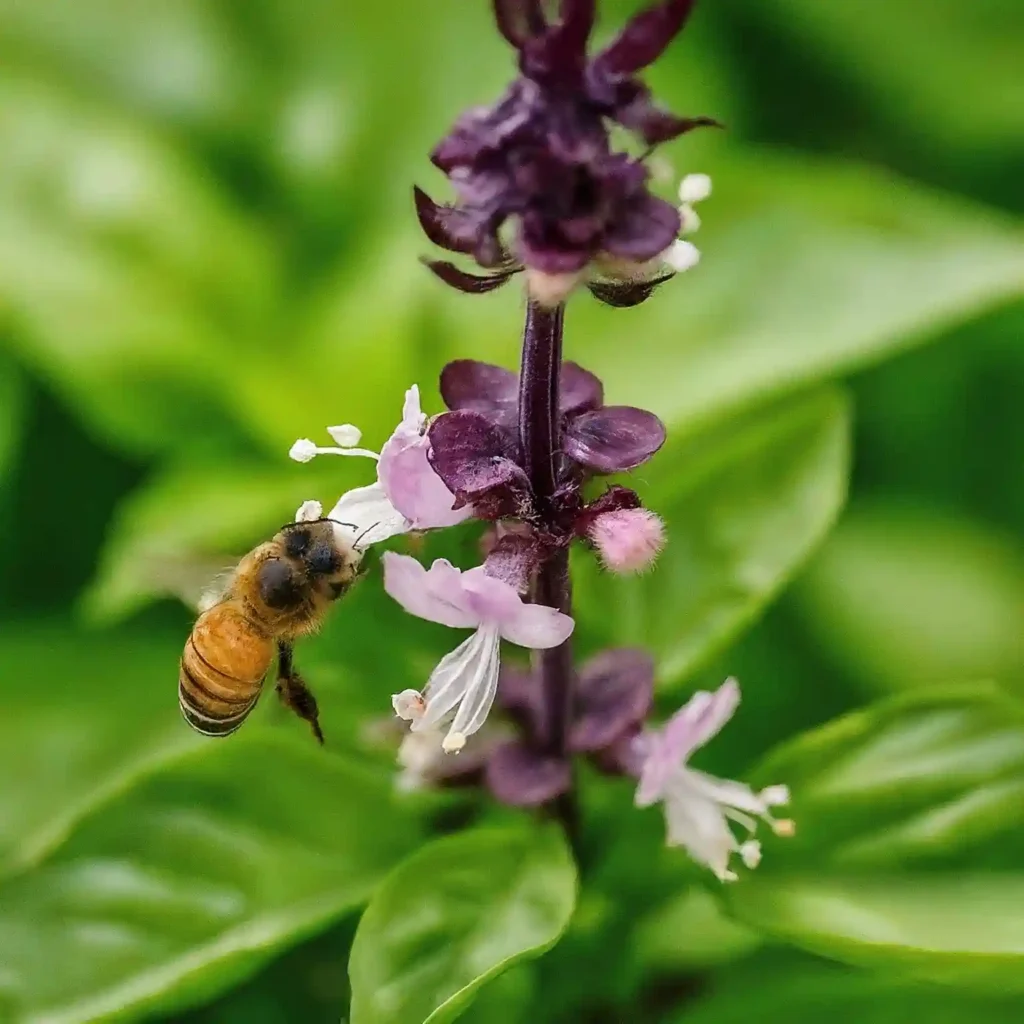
285 0 793 884
415 0 719 307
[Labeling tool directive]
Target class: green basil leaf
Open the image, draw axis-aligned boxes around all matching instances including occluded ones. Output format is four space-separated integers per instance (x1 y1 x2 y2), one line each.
679 964 1024 1024
573 388 849 690
0 736 418 1023
0 352 25 485
349 823 576 1024
724 687 1024 989
725 874 1024 992
795 503 1024 692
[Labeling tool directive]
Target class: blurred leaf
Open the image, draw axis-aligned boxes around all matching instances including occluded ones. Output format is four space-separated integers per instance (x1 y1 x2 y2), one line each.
0 352 25 484
0 733 419 1024
722 687 1024 989
442 151 1024 438
794 503 1024 693
632 888 761 974
0 0 256 136
725 874 1024 992
0 624 193 877
0 207 241 454
0 75 276 316
348 823 576 1024
745 0 1023 156
680 965 1024 1024
748 685 1024 870
574 388 849 690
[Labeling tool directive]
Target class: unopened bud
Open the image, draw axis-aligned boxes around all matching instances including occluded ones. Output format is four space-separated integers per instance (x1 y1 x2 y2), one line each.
589 508 665 573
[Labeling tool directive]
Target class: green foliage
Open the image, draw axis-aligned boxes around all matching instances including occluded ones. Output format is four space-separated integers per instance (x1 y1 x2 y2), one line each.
796 503 1024 693
721 687 1024 988
574 387 849 688
348 823 576 1024
0 0 1022 1021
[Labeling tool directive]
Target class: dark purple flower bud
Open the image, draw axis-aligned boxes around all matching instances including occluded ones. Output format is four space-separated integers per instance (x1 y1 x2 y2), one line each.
486 740 573 806
417 0 717 304
563 406 667 473
587 273 674 308
569 648 655 753
427 410 532 518
496 662 546 738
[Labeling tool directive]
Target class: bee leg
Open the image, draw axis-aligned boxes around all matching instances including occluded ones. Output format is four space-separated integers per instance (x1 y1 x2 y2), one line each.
275 642 325 745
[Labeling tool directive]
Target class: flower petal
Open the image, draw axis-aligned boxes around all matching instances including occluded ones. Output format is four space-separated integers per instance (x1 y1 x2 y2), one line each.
413 187 478 254
570 648 654 753
382 553 478 628
499 601 575 649
493 0 547 48
486 741 572 806
635 679 741 806
563 406 666 473
328 483 408 548
413 628 494 733
439 359 519 415
427 410 532 517
559 361 604 417
461 566 529 622
447 627 502 744
423 259 519 294
663 780 739 882
602 194 681 263
593 0 697 77
378 423 472 529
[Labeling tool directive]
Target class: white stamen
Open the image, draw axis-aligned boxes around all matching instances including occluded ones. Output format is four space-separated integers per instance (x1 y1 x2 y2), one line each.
289 438 319 463
678 204 702 235
663 240 701 273
679 173 712 204
392 689 426 721
295 500 323 522
739 840 762 868
328 424 363 447
760 784 790 807
442 731 467 753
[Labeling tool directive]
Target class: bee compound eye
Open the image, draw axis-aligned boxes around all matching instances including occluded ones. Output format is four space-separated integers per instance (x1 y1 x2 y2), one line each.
284 527 312 558
306 541 342 577
258 559 303 609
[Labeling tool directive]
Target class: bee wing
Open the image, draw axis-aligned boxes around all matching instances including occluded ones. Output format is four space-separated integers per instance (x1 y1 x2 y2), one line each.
196 568 236 613
144 552 236 613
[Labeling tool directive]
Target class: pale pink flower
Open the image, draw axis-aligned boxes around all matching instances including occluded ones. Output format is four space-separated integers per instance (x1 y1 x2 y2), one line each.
289 385 472 547
384 552 574 754
634 678 793 881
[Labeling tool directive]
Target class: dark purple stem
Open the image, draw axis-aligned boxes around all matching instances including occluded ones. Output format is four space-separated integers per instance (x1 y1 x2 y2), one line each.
518 303 578 833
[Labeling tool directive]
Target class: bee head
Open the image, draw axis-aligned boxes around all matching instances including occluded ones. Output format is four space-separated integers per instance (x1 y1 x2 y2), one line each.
258 558 304 609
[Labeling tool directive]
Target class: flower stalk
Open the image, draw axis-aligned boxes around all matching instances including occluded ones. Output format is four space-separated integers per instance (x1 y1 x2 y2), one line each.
518 301 578 832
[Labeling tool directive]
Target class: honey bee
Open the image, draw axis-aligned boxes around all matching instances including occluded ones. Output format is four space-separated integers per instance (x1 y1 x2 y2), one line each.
179 518 363 744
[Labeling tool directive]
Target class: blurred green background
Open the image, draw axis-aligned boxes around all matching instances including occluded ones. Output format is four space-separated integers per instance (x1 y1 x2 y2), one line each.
0 1 1022 1022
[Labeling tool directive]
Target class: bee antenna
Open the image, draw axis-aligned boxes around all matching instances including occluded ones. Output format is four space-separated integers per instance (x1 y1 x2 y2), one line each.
353 521 381 550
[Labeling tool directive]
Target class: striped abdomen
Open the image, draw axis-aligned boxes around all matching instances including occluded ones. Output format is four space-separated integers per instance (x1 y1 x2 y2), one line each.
179 602 273 737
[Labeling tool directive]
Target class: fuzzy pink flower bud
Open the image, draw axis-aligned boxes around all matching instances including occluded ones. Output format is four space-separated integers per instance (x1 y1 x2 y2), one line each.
589 508 665 573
